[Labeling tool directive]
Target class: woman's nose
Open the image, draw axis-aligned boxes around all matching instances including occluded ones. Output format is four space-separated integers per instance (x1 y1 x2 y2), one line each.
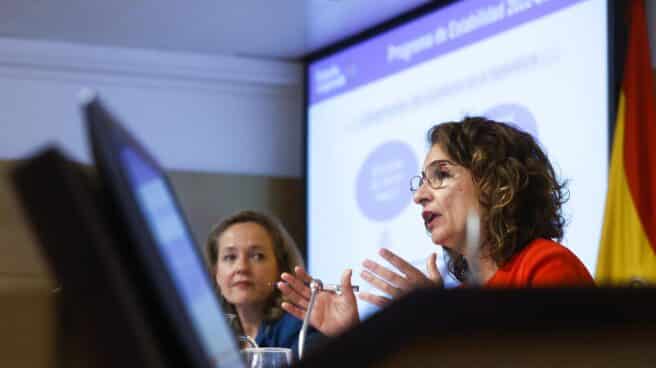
235 255 250 272
413 181 430 205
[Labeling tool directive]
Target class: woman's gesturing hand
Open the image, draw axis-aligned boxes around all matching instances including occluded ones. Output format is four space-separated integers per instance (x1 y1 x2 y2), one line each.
278 267 360 336
358 249 442 307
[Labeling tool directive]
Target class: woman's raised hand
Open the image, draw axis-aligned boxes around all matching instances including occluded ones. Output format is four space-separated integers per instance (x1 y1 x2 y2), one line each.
278 267 359 336
358 249 442 307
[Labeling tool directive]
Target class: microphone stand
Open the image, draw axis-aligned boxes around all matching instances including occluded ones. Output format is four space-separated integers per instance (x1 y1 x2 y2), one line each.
298 279 323 360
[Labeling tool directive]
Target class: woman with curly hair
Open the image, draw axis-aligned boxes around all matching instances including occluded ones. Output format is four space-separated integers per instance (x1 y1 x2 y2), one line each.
205 210 320 353
277 117 594 336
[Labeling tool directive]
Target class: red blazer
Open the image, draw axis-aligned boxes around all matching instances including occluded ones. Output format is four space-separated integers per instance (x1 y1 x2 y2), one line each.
485 238 595 287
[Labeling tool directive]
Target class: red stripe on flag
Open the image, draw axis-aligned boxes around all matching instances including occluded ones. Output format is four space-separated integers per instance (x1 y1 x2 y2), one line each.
623 0 656 252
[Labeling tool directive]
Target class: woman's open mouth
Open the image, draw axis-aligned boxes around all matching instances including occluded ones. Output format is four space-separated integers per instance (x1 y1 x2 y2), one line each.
422 211 440 230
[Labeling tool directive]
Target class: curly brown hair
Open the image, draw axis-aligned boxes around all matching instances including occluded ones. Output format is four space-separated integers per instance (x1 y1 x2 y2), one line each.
205 210 305 333
428 117 568 281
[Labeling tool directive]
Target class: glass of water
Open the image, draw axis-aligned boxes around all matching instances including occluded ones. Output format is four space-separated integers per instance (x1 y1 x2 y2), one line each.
241 347 293 368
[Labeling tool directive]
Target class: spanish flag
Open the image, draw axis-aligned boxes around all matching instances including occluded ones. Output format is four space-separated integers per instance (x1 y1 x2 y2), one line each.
595 0 656 285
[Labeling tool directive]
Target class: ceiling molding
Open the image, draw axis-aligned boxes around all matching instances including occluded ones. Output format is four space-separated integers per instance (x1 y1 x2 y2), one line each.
0 37 303 89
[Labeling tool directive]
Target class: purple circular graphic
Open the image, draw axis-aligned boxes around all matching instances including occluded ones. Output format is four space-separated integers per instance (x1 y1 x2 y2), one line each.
483 104 539 140
355 141 418 221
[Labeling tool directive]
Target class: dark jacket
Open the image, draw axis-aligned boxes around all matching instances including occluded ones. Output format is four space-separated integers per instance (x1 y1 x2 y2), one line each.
255 312 324 358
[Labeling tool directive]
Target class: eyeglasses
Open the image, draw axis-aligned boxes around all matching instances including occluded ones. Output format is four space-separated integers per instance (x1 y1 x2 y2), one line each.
409 160 455 192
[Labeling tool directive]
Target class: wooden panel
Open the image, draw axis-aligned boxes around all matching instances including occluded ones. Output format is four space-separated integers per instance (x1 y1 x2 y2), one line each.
168 169 306 259
0 160 53 277
0 290 55 368
0 274 55 293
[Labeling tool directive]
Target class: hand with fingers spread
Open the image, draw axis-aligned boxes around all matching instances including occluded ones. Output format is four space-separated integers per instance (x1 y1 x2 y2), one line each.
359 248 443 307
277 266 359 336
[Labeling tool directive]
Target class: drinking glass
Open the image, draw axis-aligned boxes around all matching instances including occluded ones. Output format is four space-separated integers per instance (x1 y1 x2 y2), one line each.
241 347 293 368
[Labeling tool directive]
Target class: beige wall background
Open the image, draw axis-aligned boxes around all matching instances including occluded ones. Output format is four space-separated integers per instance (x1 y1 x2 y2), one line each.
168 169 306 259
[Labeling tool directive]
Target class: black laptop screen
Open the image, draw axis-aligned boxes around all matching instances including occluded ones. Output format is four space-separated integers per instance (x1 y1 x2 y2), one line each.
120 147 237 366
85 96 243 368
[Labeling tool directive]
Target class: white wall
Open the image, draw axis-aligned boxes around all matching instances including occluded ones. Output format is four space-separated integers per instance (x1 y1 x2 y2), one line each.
0 37 304 177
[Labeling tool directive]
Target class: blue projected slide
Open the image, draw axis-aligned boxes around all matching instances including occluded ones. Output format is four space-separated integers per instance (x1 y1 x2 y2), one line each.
307 0 608 317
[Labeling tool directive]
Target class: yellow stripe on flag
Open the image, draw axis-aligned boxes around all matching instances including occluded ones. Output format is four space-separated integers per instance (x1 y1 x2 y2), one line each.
596 93 656 285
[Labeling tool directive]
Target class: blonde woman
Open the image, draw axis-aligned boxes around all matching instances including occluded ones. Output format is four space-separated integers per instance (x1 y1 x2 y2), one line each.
206 210 320 354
